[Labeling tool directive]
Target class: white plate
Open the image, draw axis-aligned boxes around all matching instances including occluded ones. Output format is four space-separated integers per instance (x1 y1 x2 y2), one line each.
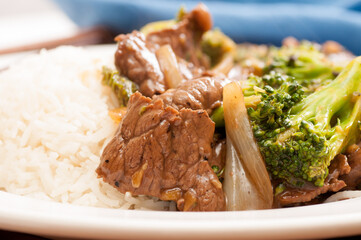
1 190 361 239
1 45 361 240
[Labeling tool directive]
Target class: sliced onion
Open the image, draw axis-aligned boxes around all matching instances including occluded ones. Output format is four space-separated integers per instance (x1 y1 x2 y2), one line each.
108 107 127 124
211 53 234 75
155 45 183 88
223 137 269 210
324 190 361 203
223 81 273 209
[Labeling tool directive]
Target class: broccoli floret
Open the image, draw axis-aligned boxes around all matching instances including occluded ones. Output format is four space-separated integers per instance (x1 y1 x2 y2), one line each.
243 71 296 97
249 56 361 187
264 41 343 94
211 71 296 127
102 67 138 106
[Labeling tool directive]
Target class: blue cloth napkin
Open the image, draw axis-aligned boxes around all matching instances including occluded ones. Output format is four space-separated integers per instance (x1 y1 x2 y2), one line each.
53 0 361 55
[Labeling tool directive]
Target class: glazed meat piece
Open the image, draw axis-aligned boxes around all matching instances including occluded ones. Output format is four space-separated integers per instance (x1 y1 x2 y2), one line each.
114 31 165 96
97 76 228 211
153 75 225 115
146 3 212 67
341 144 361 189
208 137 226 177
114 4 212 97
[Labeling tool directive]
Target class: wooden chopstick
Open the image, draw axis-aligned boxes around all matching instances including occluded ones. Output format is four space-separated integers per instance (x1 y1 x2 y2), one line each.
0 26 116 55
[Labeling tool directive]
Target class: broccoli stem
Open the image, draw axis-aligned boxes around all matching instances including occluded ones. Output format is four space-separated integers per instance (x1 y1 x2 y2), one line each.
257 56 361 186
210 105 225 127
291 56 361 130
102 66 138 106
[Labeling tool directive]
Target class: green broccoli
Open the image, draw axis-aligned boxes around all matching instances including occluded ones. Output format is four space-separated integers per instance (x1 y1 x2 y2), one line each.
201 29 236 67
243 71 296 97
264 41 344 94
248 56 361 187
102 66 138 106
210 71 295 127
210 105 225 127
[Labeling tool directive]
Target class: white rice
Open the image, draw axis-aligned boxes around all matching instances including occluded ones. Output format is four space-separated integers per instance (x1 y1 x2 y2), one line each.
0 46 175 211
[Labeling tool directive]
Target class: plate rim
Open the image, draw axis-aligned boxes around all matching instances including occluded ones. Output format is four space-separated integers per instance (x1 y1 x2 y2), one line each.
1 189 361 239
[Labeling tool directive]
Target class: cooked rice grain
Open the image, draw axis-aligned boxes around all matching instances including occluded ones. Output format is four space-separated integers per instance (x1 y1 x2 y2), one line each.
0 46 172 210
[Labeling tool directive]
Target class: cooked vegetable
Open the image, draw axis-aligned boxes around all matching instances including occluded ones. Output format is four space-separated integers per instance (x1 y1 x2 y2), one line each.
102 67 138 106
223 81 273 208
201 29 236 67
223 137 271 210
211 71 295 127
249 56 361 187
155 45 183 88
242 71 296 98
211 53 234 75
210 105 225 127
108 107 127 124
264 40 343 93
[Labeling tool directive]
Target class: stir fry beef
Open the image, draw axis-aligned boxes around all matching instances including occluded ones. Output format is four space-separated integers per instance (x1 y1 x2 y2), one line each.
208 137 226 177
341 144 361 189
153 74 225 115
146 3 212 67
177 57 205 80
97 76 228 211
114 4 212 97
114 31 166 97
